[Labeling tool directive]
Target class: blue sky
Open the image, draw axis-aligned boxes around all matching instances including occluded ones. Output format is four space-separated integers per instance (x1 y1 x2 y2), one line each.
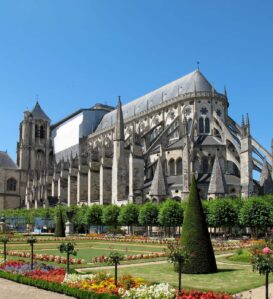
0 0 273 160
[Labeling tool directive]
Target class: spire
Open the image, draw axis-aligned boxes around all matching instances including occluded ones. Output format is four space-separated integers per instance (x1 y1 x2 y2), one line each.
208 155 226 198
241 115 245 128
150 158 167 198
245 113 250 136
224 85 227 98
114 96 124 141
259 158 273 195
31 101 50 122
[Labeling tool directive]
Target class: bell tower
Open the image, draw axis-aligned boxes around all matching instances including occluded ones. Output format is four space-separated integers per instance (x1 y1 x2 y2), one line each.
17 101 51 172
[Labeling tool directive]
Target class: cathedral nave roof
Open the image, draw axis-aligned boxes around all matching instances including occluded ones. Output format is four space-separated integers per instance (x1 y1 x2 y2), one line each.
96 69 216 133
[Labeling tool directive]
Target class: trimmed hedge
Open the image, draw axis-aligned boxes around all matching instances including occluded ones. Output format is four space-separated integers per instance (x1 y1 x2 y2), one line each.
0 270 119 299
181 176 217 274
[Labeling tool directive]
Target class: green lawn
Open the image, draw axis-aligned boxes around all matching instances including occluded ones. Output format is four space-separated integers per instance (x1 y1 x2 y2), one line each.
89 257 270 295
227 249 252 263
5 239 167 265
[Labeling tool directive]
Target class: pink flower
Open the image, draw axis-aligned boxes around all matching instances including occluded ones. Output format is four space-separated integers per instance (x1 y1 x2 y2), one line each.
262 246 271 255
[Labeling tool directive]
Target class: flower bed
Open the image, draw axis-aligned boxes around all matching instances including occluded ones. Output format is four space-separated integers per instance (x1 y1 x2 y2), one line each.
0 260 235 298
0 250 85 265
0 260 66 282
212 240 253 252
92 252 167 263
66 272 147 296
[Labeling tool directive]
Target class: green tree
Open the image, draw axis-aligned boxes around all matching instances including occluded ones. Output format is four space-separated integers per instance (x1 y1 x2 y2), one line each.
86 204 103 233
208 199 238 236
166 243 189 294
252 247 273 299
138 202 159 236
118 204 139 235
102 205 120 228
72 205 88 233
181 175 217 274
59 242 77 273
54 205 65 237
158 199 183 237
240 198 272 238
108 251 124 286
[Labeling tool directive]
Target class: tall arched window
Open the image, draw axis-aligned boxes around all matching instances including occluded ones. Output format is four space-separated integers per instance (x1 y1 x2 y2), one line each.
169 159 175 176
205 117 210 133
7 178 17 191
40 125 45 139
199 117 204 133
35 124 39 138
176 158 182 175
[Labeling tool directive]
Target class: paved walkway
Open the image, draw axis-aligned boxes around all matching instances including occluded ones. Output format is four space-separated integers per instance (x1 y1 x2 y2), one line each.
0 278 75 299
238 283 273 299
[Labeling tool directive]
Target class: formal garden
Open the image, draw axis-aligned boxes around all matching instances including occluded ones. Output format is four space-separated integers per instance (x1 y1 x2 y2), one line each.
1 178 273 298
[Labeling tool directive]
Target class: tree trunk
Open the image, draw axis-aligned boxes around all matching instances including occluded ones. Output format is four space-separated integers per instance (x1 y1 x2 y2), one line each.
3 242 7 262
31 245 34 270
178 261 182 294
265 271 269 299
114 262 118 286
67 252 70 273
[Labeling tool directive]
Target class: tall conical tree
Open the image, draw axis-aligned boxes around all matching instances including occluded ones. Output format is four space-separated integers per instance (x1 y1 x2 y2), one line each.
55 205 65 237
181 175 217 273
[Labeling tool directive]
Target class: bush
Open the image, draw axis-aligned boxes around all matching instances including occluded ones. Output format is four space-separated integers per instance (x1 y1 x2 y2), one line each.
55 205 65 237
181 176 217 274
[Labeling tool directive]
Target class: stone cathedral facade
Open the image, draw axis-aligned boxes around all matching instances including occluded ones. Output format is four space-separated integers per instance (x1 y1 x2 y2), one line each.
1 69 273 209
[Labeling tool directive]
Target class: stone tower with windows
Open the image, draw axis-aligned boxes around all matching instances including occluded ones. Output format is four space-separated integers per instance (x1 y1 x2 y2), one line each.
17 101 52 172
17 102 52 208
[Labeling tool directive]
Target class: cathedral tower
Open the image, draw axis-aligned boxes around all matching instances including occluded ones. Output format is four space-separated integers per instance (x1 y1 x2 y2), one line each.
17 101 51 172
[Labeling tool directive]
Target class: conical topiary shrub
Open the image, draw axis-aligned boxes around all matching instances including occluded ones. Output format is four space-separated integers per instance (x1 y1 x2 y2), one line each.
55 205 65 237
181 175 217 273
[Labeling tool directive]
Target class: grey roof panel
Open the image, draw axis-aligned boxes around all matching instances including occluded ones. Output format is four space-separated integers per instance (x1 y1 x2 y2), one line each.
31 102 51 121
96 70 214 132
0 151 17 169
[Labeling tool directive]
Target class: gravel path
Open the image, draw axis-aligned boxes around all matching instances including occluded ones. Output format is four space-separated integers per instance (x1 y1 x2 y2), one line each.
0 278 75 299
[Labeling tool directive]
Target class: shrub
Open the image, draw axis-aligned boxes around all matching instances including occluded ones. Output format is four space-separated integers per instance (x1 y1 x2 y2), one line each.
180 175 217 274
55 205 65 237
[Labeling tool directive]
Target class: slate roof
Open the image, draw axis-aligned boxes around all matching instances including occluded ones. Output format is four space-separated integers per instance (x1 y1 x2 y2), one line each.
150 158 167 196
195 135 223 146
31 102 50 121
96 69 216 132
0 151 17 169
208 155 226 195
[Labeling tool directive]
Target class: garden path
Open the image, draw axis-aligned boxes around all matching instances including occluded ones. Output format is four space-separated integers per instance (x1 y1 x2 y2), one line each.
77 253 233 272
76 259 168 272
0 278 75 299
237 283 273 299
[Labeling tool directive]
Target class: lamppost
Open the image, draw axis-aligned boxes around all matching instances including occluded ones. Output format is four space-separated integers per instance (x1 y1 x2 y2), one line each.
27 236 37 270
1 236 9 261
